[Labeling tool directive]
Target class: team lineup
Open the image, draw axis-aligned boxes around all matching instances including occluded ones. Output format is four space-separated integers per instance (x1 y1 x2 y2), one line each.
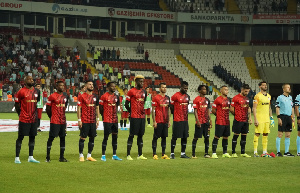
13 75 300 163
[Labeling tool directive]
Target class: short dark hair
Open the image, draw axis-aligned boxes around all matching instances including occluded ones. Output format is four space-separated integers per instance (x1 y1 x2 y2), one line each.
123 88 128 91
56 81 64 85
107 81 115 87
221 85 227 89
159 82 166 88
85 80 93 84
241 84 250 90
145 86 150 89
181 81 188 87
135 78 143 82
282 83 290 88
258 81 267 86
198 85 206 91
81 85 86 89
35 83 41 86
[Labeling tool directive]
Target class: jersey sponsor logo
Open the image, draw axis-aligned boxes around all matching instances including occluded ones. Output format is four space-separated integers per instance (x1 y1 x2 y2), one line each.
222 107 229 109
180 103 188 106
136 98 144 101
86 104 95 106
26 100 37 102
56 104 65 107
77 101 81 105
152 102 156 104
231 102 235 105
199 105 208 108
99 100 103 103
108 104 116 106
241 104 249 107
212 104 216 107
262 102 269 105
160 104 169 107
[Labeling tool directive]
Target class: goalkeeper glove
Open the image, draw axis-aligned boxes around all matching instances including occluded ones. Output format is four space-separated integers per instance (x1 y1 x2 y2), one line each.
270 116 275 127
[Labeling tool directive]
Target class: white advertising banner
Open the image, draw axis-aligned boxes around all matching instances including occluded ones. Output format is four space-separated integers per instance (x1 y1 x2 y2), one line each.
177 12 252 24
253 14 300 24
0 0 107 17
106 7 176 21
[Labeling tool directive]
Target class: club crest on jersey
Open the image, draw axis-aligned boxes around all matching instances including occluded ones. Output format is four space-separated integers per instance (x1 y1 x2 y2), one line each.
64 98 67 102
206 101 208 104
93 98 96 101
34 94 38 97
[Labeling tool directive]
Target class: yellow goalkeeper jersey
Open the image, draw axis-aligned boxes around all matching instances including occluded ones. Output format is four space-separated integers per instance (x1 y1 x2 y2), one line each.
254 92 271 123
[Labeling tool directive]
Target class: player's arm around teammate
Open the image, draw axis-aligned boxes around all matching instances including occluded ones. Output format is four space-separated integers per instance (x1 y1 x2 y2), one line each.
275 84 295 157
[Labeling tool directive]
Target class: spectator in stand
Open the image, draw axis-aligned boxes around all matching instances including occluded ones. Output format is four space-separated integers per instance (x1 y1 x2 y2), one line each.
66 75 71 89
41 76 45 89
82 62 87 74
68 61 73 75
71 75 75 87
112 47 116 59
88 72 93 81
98 70 103 81
93 49 98 67
208 83 213 95
43 88 48 104
145 50 149 61
141 44 144 54
103 47 107 59
102 79 107 92
137 43 142 54
104 62 109 77
46 75 51 89
107 48 111 59
117 71 122 85
151 73 155 89
116 48 120 59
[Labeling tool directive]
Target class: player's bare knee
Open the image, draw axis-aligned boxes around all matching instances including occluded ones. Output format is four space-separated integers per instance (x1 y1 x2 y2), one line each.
80 137 86 141
285 132 291 138
255 133 260 137
223 137 228 139
262 133 268 136
214 136 220 139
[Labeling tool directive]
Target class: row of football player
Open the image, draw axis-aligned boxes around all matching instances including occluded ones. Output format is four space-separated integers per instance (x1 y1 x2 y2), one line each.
13 75 300 163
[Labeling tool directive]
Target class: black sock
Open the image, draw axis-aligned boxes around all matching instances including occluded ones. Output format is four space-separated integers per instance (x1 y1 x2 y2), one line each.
240 135 247 154
232 135 239 154
212 138 219 153
16 135 24 157
127 135 134 156
120 120 123 128
137 136 143 156
47 136 55 159
29 136 35 156
147 118 150 125
60 136 66 159
124 120 127 127
192 138 198 156
102 135 109 155
181 138 187 153
112 134 118 155
152 136 158 155
88 137 95 154
171 137 177 154
204 137 209 154
222 138 228 154
161 137 166 156
79 138 85 154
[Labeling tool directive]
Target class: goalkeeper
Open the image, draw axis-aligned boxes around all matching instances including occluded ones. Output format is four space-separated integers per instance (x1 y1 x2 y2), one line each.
253 81 274 157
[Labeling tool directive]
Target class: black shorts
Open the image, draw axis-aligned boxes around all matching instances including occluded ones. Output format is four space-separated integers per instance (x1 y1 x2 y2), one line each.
172 121 189 138
194 123 210 138
18 121 38 136
278 115 292 132
80 123 97 138
103 122 118 136
50 123 67 138
215 124 230 138
130 118 145 136
154 123 168 138
232 119 249 134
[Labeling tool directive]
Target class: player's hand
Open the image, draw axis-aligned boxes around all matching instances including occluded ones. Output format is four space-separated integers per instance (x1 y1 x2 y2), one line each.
209 121 212 129
278 118 282 127
196 121 201 128
153 121 157 129
254 119 259 127
168 121 171 128
248 118 252 125
270 116 275 127
96 121 99 128
78 121 82 129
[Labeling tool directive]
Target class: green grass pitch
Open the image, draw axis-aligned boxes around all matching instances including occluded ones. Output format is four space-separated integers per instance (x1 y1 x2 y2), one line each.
1 113 300 192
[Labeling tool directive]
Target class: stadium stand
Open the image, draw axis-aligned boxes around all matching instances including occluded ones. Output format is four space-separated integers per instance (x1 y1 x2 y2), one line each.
27 0 161 11
237 0 288 15
255 51 300 67
181 50 262 98
169 0 228 14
